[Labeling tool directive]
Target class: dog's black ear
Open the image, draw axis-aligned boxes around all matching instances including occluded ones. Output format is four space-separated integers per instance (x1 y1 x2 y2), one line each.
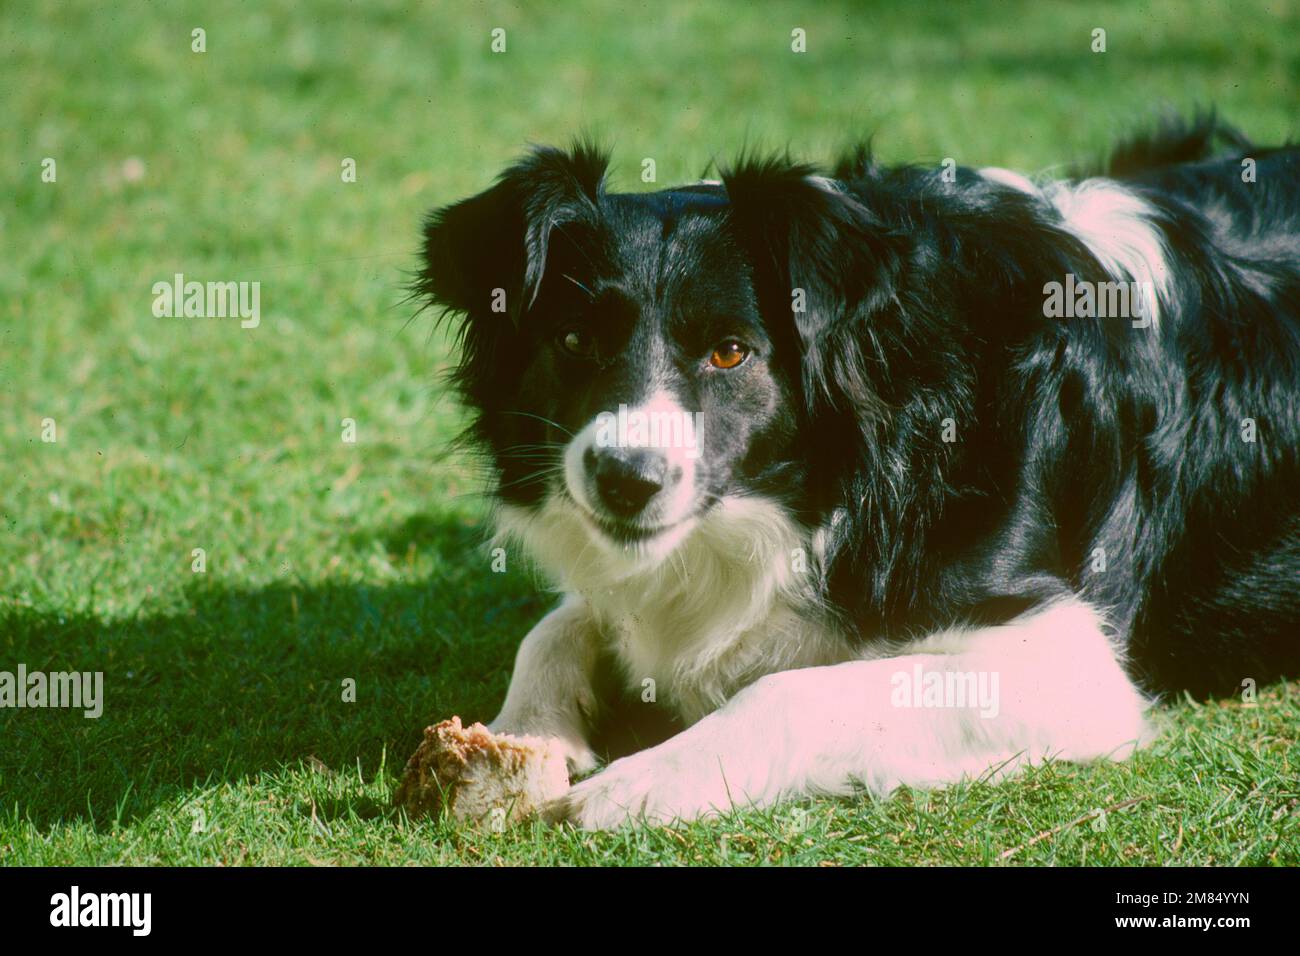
417 142 609 322
722 155 907 411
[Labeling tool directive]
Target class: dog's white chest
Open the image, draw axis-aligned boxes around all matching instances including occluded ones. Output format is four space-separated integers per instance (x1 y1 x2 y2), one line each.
500 493 852 723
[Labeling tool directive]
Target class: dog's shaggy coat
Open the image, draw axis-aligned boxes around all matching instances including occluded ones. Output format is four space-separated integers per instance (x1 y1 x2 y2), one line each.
416 115 1299 828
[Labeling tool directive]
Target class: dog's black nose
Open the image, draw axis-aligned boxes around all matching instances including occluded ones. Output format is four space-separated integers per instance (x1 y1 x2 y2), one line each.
592 449 666 517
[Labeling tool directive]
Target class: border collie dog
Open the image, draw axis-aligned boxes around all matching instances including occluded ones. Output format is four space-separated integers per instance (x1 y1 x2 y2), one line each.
416 116 1299 829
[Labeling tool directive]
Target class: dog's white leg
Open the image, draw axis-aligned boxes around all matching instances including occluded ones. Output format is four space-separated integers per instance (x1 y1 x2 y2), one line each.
488 596 603 775
553 598 1151 829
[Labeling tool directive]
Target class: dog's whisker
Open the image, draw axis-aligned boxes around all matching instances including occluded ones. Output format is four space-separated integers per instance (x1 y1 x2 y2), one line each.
560 273 595 299
498 411 575 438
495 465 566 493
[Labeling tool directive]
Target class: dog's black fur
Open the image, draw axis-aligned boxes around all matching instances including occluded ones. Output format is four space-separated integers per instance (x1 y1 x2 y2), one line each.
417 114 1299 700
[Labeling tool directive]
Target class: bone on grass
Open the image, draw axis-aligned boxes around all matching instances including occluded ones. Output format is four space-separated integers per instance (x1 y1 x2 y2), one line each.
394 716 570 824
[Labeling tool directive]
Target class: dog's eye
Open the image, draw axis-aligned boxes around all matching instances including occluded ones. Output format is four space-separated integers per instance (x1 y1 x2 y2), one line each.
559 329 596 358
708 340 750 370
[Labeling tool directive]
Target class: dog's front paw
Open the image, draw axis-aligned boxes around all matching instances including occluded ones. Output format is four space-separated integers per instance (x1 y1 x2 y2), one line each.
544 745 736 830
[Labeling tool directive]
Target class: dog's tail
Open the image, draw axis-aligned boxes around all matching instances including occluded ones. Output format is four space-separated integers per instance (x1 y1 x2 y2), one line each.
1099 109 1256 178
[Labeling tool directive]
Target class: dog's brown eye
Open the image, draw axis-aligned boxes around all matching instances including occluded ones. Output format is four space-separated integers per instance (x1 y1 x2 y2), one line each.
709 340 750 369
560 329 596 358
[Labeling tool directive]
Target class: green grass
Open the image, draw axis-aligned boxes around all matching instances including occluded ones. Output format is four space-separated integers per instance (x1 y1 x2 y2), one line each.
1 0 1297 866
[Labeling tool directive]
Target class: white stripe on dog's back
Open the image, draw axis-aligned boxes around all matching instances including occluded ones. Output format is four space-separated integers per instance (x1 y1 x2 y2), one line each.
981 168 1172 329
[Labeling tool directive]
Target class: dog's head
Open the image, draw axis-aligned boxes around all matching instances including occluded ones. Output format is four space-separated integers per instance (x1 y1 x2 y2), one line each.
417 143 911 567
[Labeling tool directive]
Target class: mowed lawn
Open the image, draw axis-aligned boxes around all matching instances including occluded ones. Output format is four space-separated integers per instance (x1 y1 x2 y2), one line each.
1 0 1297 865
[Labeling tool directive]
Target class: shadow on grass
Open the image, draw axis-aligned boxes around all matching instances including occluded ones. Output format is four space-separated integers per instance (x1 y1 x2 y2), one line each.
1 512 679 831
